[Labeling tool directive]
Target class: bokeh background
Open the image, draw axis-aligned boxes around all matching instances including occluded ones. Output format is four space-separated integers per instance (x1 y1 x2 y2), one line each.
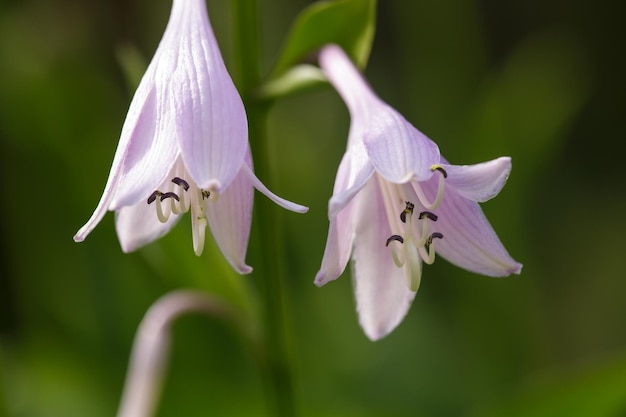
1 0 625 416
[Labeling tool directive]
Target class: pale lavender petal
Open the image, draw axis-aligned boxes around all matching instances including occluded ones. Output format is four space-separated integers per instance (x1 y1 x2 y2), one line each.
74 69 166 241
109 86 179 210
241 163 309 213
363 108 441 183
443 157 512 203
206 154 254 275
172 0 247 191
319 44 379 123
115 199 181 253
328 141 374 220
351 177 416 341
420 175 522 276
315 198 356 287
319 44 441 184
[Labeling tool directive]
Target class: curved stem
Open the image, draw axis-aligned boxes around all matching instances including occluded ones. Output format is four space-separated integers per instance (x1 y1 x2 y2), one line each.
116 290 250 417
232 1 299 416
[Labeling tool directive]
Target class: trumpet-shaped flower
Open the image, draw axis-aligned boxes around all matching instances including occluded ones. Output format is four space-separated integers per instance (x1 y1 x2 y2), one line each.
315 45 522 340
73 0 307 274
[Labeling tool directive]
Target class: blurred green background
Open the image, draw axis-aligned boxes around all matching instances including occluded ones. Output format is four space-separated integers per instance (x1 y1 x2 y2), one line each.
1 0 625 416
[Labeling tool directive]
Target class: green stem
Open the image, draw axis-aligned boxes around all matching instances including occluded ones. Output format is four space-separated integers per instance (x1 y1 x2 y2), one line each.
231 1 298 416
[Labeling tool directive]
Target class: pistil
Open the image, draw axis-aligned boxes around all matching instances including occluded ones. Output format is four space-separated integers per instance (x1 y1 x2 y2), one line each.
385 200 444 291
147 176 213 256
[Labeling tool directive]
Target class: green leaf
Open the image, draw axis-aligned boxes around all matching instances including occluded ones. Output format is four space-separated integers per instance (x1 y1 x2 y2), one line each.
260 0 376 101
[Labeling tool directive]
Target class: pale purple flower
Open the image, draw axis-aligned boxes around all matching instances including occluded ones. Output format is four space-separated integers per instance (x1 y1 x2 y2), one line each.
73 0 307 274
315 45 522 341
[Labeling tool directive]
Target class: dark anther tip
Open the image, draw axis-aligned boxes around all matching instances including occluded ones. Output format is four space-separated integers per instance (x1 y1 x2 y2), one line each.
431 232 443 240
147 191 160 204
160 192 180 202
419 211 438 222
400 201 415 223
433 166 448 178
385 235 404 247
171 177 190 191
202 190 211 200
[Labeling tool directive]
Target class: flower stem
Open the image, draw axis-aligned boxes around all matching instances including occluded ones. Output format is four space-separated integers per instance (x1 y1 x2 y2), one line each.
232 1 298 416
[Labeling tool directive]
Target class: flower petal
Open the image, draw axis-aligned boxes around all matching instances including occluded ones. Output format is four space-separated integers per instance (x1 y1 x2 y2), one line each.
109 85 179 210
315 198 356 287
443 157 512 203
115 199 181 253
319 44 441 184
363 108 441 183
241 162 309 213
173 0 248 191
206 154 254 275
319 45 380 123
328 140 374 220
351 177 416 341
74 68 169 241
420 174 522 276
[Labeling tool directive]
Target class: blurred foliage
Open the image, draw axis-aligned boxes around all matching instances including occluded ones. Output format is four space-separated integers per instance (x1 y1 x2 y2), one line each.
259 0 375 100
0 0 625 416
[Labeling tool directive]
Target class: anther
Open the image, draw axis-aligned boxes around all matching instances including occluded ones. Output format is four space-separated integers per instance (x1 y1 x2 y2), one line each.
386 235 404 247
147 191 161 205
201 190 211 200
431 164 448 179
419 211 438 222
171 177 190 191
160 192 180 202
425 232 444 247
400 201 415 223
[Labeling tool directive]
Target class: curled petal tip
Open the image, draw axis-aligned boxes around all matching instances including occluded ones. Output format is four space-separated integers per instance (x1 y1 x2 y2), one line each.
237 265 253 275
73 233 84 243
292 203 309 214
314 272 332 287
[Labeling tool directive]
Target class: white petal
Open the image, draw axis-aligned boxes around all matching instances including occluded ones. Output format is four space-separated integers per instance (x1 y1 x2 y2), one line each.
109 86 179 210
351 177 416 341
319 45 380 122
328 140 374 219
74 69 164 241
319 45 441 185
442 157 512 203
241 162 309 213
419 174 522 276
115 199 181 253
206 156 254 275
364 107 441 183
173 0 248 191
314 198 356 287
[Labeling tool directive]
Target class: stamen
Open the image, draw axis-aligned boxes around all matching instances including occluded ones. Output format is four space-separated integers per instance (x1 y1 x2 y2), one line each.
386 235 404 247
192 217 208 256
420 232 443 265
425 232 443 248
400 201 415 223
419 211 438 222
171 177 190 191
430 164 448 178
414 167 446 210
147 191 161 205
155 198 170 223
159 192 180 202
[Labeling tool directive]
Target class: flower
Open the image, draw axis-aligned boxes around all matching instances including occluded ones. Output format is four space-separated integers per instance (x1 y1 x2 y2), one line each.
73 0 307 274
315 44 522 341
